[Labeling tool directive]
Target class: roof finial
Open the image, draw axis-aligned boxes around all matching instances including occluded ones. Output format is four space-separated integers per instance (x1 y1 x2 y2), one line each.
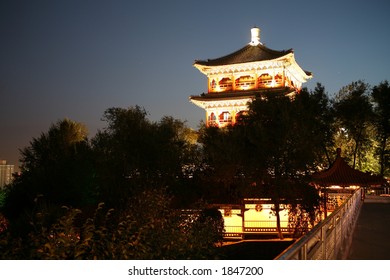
336 148 341 157
250 27 261 46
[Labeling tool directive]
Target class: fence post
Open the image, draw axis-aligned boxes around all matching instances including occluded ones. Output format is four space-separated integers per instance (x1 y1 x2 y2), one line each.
321 225 325 259
334 215 338 259
300 243 307 260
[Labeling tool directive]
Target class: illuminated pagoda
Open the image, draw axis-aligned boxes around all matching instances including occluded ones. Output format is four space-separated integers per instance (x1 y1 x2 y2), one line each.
190 27 312 127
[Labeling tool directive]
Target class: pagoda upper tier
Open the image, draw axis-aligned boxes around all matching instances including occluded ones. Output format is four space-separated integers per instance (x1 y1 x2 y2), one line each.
190 27 312 127
194 27 312 93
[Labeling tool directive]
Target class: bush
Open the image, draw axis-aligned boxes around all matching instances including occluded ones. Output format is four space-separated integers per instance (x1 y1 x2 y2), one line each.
0 188 224 260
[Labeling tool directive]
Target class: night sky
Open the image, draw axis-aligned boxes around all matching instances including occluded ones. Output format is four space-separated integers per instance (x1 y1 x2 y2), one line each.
1 0 389 168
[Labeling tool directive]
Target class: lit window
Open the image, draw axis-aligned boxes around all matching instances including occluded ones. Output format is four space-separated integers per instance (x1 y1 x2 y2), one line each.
219 111 232 123
235 75 255 90
218 77 233 91
258 73 272 87
208 112 217 126
210 79 216 91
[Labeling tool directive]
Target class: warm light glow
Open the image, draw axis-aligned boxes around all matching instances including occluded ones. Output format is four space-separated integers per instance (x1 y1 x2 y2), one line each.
220 203 290 236
191 27 312 126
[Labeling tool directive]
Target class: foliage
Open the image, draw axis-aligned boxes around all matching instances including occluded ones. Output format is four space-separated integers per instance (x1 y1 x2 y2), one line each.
197 124 251 203
246 88 333 178
0 188 223 260
2 79 389 258
295 84 335 166
198 89 328 238
333 81 374 169
286 179 323 238
2 119 97 237
0 213 7 234
371 81 390 176
92 107 199 210
0 189 6 208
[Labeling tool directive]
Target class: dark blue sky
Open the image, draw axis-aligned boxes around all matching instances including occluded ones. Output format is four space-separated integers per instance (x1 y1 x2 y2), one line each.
1 0 389 167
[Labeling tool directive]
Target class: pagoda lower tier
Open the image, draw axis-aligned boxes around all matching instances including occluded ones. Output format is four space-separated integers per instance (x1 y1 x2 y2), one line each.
190 87 295 127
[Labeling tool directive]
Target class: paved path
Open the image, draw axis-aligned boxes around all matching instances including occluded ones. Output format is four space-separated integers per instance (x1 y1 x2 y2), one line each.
347 195 390 260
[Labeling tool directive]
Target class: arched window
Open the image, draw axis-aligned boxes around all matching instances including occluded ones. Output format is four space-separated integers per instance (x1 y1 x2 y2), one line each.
258 73 272 87
219 77 233 91
219 111 232 123
274 74 283 86
210 79 216 91
208 112 217 126
235 75 255 90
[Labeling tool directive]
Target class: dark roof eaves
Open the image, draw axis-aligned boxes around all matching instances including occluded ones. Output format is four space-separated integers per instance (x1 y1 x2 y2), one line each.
194 44 293 67
189 87 295 101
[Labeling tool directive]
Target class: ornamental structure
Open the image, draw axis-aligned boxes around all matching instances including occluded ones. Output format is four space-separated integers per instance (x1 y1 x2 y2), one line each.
190 27 312 127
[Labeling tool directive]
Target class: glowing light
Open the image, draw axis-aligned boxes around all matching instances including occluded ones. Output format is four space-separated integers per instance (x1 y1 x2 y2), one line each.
220 203 290 237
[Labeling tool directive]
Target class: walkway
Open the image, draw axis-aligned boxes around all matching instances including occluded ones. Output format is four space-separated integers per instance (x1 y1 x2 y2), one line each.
346 195 390 260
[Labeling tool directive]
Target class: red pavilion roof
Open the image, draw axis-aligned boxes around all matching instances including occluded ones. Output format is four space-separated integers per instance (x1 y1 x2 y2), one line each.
312 148 385 187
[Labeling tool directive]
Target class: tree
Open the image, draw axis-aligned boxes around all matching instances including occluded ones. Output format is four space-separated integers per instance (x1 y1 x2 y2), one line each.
2 119 96 236
192 91 329 239
333 81 374 169
197 123 251 203
242 93 322 238
0 188 224 259
1 112 223 259
92 106 155 209
295 84 335 166
371 81 390 176
246 92 328 177
92 106 199 210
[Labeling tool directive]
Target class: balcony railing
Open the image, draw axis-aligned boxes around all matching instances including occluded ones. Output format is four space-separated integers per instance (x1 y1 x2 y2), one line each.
224 220 295 239
275 188 363 260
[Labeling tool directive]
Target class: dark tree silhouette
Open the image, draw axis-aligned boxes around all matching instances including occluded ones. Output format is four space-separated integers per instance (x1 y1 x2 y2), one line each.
2 119 96 236
371 80 390 176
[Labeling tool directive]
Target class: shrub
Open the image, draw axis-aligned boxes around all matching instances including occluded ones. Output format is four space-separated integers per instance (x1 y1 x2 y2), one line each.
0 188 224 260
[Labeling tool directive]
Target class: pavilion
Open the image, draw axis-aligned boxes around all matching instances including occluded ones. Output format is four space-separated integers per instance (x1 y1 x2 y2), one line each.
311 148 386 216
311 148 385 187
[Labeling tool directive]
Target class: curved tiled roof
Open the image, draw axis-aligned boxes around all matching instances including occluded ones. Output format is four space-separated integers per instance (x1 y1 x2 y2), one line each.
312 149 385 186
194 44 293 66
